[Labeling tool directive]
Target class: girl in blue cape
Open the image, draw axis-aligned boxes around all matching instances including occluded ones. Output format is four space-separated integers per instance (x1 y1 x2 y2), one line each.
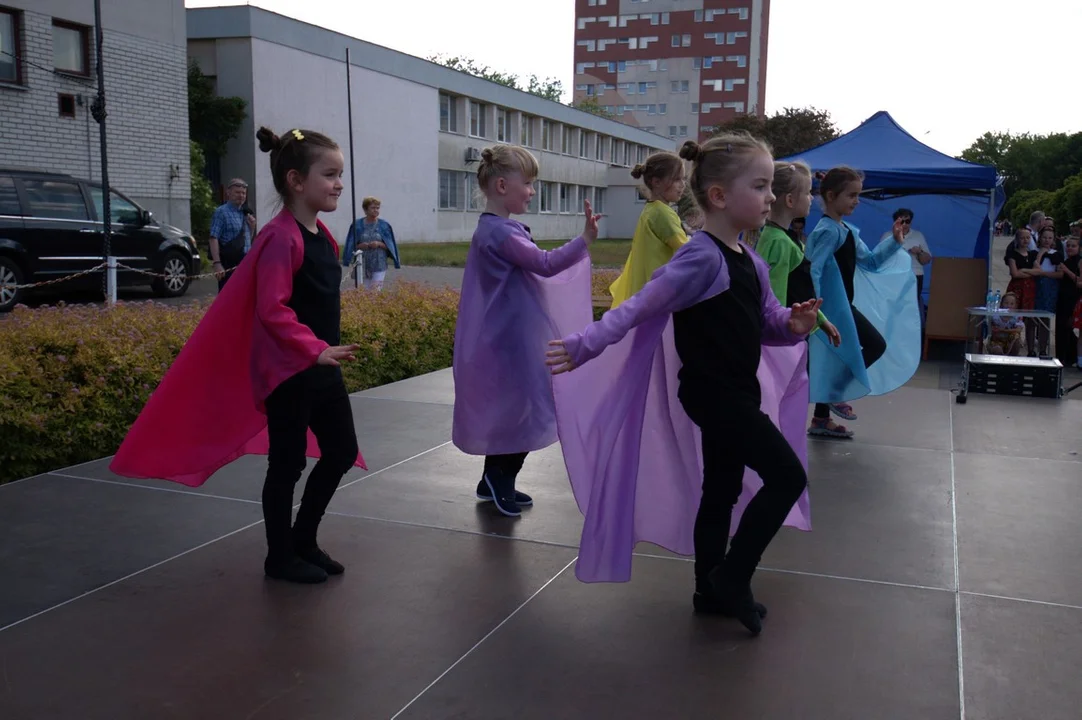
547 134 823 636
805 167 920 434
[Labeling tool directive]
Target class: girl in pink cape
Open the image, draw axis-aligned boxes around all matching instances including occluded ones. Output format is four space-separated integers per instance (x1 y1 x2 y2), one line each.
111 126 365 585
547 134 822 636
453 145 602 518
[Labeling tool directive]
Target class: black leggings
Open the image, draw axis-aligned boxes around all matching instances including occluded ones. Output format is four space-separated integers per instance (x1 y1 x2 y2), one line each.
1056 306 1079 367
484 453 528 479
814 305 886 418
263 372 358 558
694 407 807 590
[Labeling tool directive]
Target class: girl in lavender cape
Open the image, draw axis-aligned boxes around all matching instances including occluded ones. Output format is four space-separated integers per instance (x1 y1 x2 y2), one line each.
547 134 822 635
453 145 602 518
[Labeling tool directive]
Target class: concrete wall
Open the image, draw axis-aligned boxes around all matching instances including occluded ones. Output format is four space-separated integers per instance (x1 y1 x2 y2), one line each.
0 0 190 230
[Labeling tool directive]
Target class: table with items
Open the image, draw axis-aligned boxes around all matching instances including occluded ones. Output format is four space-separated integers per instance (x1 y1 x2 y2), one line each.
964 306 1055 356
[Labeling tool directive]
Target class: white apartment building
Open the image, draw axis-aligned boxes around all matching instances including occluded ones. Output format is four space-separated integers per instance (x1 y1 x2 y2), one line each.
0 0 190 230
187 5 671 243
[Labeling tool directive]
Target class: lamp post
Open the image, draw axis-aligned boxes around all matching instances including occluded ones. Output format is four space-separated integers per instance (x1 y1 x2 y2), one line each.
91 0 116 304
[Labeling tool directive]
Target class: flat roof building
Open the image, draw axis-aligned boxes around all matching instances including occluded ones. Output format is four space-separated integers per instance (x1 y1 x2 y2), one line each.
187 5 672 243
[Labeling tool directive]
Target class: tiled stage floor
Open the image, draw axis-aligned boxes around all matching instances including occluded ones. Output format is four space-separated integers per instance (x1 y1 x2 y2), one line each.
2 365 1081 719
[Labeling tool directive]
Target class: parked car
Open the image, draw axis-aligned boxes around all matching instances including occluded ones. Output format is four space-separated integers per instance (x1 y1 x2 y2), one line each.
0 168 201 311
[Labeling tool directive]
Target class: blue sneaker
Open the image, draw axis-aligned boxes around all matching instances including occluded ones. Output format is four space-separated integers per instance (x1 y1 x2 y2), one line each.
476 478 533 506
479 471 521 517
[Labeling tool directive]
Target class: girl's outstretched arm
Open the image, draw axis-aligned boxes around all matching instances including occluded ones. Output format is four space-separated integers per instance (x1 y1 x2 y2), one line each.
855 218 906 271
495 229 588 278
547 243 722 374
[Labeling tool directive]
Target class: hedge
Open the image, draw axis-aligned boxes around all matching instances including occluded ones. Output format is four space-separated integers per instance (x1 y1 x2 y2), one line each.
0 282 458 485
0 271 627 485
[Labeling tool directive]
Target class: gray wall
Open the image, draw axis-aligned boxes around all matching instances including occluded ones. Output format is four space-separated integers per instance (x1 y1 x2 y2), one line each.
0 0 190 230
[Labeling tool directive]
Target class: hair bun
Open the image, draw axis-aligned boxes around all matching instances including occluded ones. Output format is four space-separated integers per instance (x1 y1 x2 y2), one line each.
678 140 702 163
256 126 281 153
814 170 827 181
480 148 495 164
630 164 646 179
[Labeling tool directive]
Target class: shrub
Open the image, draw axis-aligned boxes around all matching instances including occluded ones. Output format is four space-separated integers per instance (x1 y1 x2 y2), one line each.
0 282 459 484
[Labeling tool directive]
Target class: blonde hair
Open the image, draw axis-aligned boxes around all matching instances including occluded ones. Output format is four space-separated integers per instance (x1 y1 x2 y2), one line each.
678 132 772 211
771 160 812 209
477 145 540 191
362 196 380 212
630 152 684 199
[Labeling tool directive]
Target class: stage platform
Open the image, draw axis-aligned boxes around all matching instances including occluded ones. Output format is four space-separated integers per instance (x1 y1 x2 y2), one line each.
2 364 1081 719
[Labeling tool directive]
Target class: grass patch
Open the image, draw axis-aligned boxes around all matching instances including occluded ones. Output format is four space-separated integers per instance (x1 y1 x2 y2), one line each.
400 238 632 268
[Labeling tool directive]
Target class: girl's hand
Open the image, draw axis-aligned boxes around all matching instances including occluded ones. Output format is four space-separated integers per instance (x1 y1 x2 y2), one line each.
545 340 577 375
788 299 823 335
582 199 604 244
892 218 906 244
820 318 842 347
318 344 360 366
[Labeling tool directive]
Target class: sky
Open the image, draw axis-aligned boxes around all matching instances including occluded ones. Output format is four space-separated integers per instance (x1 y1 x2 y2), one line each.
185 0 1080 156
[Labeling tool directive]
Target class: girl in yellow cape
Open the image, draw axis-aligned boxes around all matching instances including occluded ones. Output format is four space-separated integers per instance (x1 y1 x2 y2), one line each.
609 152 688 308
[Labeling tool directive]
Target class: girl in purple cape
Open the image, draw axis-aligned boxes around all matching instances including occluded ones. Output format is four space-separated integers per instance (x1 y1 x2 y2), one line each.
453 145 602 518
546 134 822 635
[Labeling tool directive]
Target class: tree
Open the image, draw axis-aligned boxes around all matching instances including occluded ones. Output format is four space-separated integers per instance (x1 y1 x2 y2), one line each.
429 54 564 103
572 96 614 119
188 141 215 241
712 107 840 158
187 60 247 159
959 130 1082 201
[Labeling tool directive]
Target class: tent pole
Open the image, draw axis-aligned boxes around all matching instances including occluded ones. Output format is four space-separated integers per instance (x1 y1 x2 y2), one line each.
987 188 996 293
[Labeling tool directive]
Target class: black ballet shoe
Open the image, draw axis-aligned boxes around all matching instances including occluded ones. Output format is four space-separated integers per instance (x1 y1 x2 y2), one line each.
264 554 328 584
296 545 344 575
692 591 767 619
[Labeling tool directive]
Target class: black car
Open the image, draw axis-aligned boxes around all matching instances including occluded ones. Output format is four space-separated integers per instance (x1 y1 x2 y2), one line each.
0 168 201 311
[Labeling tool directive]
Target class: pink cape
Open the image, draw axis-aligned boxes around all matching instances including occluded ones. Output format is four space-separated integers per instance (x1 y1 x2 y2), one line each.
553 232 812 583
109 209 366 487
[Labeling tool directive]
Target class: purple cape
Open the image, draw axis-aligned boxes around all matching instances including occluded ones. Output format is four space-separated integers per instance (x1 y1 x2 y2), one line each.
553 231 813 583
453 214 592 456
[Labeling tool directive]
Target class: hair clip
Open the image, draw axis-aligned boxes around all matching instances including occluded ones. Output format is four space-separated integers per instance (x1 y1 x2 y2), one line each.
291 129 305 141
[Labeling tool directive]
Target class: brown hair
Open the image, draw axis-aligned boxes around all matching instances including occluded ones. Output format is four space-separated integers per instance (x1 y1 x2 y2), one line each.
477 145 540 191
256 126 339 205
771 160 812 209
362 196 380 212
816 166 864 202
630 152 684 199
678 132 772 211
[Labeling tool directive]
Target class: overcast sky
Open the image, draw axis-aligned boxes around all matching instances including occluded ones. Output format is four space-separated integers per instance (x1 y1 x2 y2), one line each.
186 0 1079 156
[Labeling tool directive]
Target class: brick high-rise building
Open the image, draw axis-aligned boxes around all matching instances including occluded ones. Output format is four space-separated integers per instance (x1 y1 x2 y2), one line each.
573 0 770 145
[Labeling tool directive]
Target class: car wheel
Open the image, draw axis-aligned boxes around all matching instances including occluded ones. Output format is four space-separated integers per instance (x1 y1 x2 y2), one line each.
0 256 25 312
153 250 191 298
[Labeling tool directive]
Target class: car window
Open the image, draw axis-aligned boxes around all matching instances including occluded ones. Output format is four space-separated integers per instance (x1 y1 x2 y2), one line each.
89 186 141 226
21 179 89 220
0 176 21 216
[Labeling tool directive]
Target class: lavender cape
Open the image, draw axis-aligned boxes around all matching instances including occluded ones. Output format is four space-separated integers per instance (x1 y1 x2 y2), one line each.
453 213 593 456
554 231 813 583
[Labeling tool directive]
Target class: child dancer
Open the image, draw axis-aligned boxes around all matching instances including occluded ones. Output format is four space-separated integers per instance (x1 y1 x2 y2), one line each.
111 126 365 585
343 196 401 291
547 134 822 635
804 167 918 427
453 145 601 518
609 152 687 308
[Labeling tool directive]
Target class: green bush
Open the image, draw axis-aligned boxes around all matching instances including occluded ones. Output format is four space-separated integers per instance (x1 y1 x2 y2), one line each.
0 282 459 484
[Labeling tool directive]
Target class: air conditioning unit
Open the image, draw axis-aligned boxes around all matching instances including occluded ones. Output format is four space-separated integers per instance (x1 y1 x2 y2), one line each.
465 147 481 163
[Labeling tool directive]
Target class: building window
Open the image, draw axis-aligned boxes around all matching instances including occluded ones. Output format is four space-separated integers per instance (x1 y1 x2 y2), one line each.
52 20 89 75
542 120 553 151
680 125 688 136
0 9 20 84
579 131 588 158
693 57 702 70
539 181 554 213
694 10 704 22
57 93 76 118
594 187 606 214
465 174 484 211
561 125 573 154
691 103 699 113
469 101 487 138
668 125 677 137
595 135 605 161
661 12 670 24
497 107 509 143
523 115 536 147
439 94 458 132
730 7 750 21
559 184 572 214
438 170 462 210
682 34 692 47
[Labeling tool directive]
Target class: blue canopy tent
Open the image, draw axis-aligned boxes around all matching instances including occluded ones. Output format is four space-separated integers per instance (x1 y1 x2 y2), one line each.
779 111 1006 300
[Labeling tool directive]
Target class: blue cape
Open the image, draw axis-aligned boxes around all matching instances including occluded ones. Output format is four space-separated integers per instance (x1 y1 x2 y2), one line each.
806 217 921 403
